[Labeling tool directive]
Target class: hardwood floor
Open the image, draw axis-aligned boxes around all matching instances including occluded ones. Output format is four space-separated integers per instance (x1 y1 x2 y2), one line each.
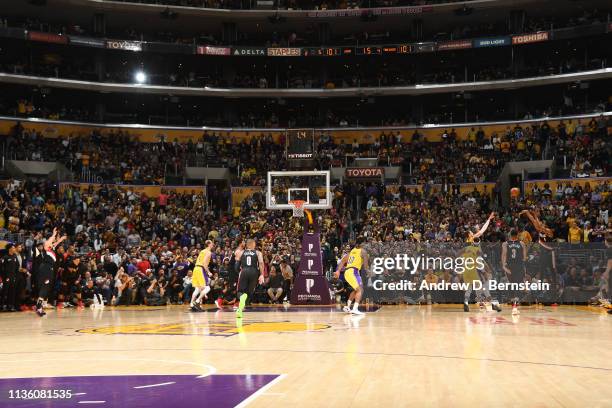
0 304 610 407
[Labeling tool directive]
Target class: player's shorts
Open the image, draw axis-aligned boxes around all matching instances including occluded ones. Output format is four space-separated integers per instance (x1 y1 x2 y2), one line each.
192 266 209 287
343 267 362 290
463 268 479 285
508 264 525 283
238 267 259 296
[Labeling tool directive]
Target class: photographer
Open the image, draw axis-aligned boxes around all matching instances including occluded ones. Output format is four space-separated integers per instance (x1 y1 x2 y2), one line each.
114 273 134 306
166 269 183 303
145 277 167 306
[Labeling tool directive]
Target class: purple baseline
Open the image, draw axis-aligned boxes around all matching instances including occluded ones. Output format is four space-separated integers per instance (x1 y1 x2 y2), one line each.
0 374 279 407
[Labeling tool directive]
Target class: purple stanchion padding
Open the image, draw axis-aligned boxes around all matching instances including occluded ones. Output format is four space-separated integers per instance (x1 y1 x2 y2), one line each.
0 374 279 407
290 232 332 305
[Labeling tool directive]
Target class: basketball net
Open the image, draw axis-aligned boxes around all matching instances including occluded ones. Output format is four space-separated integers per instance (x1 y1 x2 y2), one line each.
289 200 305 217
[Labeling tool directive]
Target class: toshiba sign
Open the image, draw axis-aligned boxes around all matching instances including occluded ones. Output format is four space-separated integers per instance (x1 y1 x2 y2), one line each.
511 32 549 45
345 168 385 178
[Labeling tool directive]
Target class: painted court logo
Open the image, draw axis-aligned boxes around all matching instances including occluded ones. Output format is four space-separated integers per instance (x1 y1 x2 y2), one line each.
77 321 330 337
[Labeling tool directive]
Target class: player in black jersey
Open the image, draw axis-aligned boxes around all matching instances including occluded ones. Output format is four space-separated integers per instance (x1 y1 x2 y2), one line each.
501 229 527 315
520 209 554 238
234 239 265 318
35 228 67 317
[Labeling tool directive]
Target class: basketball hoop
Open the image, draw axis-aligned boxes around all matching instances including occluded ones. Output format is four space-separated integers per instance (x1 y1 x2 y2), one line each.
289 200 305 217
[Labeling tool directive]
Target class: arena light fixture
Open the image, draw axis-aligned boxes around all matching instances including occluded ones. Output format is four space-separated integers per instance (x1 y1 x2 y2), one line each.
134 71 147 84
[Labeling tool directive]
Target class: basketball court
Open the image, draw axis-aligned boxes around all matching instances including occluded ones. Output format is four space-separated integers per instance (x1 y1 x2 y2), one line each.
1 304 611 407
1 142 610 407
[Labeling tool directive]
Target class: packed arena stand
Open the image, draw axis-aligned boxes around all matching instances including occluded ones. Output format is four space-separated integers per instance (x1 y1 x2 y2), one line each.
2 114 609 187
0 167 609 311
0 114 610 311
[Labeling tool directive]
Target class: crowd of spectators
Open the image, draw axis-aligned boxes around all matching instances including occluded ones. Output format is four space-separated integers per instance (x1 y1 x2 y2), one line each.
0 166 608 312
2 114 609 187
4 123 186 184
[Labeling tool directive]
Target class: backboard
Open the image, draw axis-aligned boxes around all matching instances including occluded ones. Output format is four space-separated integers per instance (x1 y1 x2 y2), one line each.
266 170 332 210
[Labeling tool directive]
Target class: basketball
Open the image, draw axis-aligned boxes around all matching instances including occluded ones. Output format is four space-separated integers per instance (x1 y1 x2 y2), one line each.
510 187 520 198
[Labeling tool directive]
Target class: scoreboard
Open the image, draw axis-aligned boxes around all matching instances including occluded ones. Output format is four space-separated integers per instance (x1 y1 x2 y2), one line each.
303 47 353 57
355 45 411 55
286 129 315 160
294 44 412 57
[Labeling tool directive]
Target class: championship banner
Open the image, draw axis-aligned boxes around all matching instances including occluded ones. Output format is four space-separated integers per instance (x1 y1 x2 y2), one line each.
105 40 142 51
267 48 301 57
473 36 510 48
511 32 549 45
28 31 68 45
345 167 384 179
437 39 472 51
290 232 332 305
232 47 266 56
197 46 231 56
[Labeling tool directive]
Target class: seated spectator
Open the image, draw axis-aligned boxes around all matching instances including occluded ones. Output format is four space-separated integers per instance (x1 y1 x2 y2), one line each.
267 265 284 304
81 279 102 307
113 268 134 306
181 270 193 304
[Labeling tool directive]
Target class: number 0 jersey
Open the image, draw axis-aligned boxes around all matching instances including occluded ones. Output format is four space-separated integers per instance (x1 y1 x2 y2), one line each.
240 249 259 270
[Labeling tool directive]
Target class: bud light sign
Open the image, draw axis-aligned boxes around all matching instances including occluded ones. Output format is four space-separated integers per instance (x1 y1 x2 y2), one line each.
473 36 510 48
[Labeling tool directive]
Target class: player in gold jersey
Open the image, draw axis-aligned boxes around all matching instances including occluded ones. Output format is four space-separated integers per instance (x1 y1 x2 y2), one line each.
190 240 214 312
467 212 495 245
462 241 501 313
334 237 369 315
463 212 501 312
